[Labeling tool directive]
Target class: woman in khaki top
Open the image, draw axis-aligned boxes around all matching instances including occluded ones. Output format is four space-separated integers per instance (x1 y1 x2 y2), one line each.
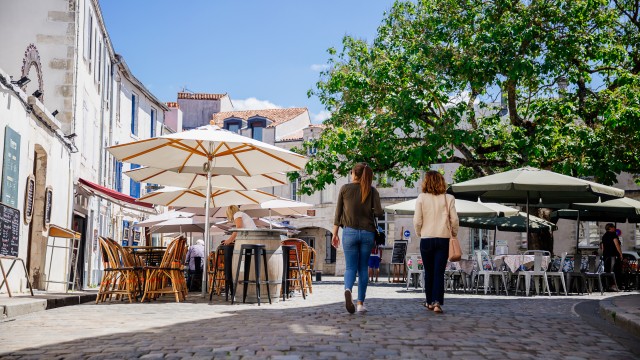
413 171 458 313
332 162 383 314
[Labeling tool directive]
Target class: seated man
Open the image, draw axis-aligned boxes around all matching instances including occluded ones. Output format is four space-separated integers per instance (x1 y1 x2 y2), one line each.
185 239 205 291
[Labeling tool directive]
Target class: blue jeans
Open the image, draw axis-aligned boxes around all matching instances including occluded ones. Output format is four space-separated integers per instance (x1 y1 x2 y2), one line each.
420 237 449 305
342 227 375 302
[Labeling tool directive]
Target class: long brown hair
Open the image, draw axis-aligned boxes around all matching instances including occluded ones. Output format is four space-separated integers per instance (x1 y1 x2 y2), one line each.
421 170 447 195
352 162 373 203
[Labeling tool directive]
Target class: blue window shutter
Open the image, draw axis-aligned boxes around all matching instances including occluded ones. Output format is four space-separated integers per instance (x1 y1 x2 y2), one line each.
129 164 141 198
150 109 155 137
131 94 137 135
115 161 123 192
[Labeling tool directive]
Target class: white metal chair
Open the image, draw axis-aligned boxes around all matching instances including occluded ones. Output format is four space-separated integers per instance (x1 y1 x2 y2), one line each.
515 250 551 296
546 252 568 295
474 251 509 295
405 254 424 291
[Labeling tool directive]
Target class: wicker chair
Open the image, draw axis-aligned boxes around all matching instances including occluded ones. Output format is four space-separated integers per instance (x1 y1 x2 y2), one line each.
281 238 311 297
141 236 188 302
96 237 141 303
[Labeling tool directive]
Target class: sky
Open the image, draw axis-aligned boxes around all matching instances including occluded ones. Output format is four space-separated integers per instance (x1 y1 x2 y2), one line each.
99 1 396 123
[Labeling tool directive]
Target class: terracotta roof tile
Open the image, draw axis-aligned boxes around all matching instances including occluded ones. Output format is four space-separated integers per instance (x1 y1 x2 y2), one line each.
177 92 227 100
211 107 308 127
166 102 179 108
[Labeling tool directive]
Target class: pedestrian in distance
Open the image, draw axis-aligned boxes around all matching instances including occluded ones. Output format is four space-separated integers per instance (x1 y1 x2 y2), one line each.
368 239 383 283
185 239 205 292
600 223 623 291
332 162 383 314
413 170 459 314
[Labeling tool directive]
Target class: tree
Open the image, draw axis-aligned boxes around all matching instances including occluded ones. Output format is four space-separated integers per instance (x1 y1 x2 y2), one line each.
293 0 640 194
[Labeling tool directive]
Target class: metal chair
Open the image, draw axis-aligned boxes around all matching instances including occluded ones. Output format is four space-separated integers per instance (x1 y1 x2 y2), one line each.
515 250 551 296
405 254 424 291
474 250 509 295
546 252 568 295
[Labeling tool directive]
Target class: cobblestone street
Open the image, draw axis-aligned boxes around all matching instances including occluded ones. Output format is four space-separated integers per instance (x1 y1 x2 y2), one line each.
1 278 638 359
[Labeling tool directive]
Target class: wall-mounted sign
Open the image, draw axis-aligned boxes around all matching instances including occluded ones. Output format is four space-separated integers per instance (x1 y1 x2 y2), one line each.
24 174 35 224
43 186 52 229
1 126 21 208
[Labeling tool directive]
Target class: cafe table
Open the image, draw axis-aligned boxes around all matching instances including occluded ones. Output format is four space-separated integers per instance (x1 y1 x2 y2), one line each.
493 254 551 273
124 246 166 267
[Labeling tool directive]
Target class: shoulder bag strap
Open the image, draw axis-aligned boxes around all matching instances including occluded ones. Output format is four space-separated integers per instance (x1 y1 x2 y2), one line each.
370 190 379 233
443 194 452 237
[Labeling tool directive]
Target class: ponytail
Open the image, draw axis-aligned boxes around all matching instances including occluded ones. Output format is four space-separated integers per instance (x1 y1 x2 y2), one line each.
352 162 373 203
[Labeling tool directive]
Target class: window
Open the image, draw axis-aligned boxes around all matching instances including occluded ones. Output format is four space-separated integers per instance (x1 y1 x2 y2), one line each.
150 109 156 137
114 160 123 192
578 222 601 248
84 11 93 62
224 119 242 133
248 118 266 141
129 164 141 198
291 178 301 202
131 93 138 135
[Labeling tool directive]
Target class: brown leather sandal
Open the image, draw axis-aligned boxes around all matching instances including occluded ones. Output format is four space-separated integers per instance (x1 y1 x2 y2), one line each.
433 303 443 313
425 303 435 311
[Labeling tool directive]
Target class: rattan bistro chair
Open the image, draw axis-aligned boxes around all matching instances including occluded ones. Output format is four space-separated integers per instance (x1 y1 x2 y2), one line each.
141 236 188 302
96 237 141 303
281 239 311 297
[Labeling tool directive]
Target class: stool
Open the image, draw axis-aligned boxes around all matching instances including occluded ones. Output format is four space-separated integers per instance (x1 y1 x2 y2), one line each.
281 245 306 301
210 246 234 301
232 244 272 305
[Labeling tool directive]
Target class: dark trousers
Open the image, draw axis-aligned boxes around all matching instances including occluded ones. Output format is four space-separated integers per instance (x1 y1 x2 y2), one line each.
223 244 235 295
420 237 449 305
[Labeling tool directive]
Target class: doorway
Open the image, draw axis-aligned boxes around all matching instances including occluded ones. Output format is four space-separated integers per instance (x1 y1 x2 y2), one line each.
26 145 47 289
72 214 87 290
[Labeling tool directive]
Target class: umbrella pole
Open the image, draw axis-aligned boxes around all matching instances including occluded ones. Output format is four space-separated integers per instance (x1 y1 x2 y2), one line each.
202 153 213 297
492 227 497 255
575 211 581 259
526 193 530 248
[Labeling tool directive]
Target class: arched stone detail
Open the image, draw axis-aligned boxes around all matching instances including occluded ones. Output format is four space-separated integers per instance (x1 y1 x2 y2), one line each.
21 44 44 100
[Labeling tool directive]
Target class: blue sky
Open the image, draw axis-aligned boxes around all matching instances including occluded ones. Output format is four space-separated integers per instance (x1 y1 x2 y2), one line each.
100 1 396 123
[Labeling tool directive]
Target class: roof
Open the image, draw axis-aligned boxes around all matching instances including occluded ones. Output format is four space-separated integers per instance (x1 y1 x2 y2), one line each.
115 55 169 111
211 108 308 128
78 178 156 214
166 102 179 108
279 130 304 141
177 92 227 100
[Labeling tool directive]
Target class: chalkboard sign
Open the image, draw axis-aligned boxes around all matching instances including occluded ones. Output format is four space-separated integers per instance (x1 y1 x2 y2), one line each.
24 174 35 224
391 240 408 264
0 202 20 257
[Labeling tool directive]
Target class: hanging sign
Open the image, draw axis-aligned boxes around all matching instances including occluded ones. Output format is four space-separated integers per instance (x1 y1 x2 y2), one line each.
43 186 52 229
24 174 35 224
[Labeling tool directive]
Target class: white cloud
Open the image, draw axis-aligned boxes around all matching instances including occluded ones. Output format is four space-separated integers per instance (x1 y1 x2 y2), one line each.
311 110 331 123
310 64 329 72
232 97 282 110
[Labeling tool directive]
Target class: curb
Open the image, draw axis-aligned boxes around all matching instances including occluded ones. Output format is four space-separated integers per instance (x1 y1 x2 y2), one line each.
599 296 640 339
1 293 97 319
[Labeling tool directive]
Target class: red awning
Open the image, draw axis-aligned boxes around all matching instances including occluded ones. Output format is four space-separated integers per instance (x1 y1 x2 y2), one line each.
78 178 156 213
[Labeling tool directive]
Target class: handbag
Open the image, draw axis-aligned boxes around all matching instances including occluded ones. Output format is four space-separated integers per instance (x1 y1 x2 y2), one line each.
444 195 462 262
370 191 386 246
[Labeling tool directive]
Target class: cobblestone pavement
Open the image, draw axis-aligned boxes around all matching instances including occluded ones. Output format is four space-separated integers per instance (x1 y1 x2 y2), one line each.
0 278 638 359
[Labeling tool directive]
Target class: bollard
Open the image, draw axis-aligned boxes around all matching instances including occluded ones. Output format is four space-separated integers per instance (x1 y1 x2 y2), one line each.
315 270 322 282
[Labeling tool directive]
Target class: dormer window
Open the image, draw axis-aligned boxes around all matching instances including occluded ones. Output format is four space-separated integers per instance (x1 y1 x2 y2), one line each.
224 118 242 133
248 117 267 141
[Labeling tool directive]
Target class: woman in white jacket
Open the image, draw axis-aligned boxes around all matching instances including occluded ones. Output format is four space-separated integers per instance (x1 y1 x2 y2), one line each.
413 171 458 313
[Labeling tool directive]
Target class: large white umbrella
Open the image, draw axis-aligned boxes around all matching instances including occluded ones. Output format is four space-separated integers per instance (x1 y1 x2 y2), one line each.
177 199 314 219
124 167 289 190
448 167 625 246
135 210 194 228
385 198 520 217
108 124 308 296
150 217 226 235
138 186 280 208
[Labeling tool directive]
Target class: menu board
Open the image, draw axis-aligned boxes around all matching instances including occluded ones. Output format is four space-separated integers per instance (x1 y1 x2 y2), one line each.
1 126 21 208
391 240 408 264
0 202 20 257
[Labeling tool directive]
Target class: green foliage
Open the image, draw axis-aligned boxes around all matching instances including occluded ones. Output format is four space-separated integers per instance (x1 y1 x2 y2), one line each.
296 0 640 193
